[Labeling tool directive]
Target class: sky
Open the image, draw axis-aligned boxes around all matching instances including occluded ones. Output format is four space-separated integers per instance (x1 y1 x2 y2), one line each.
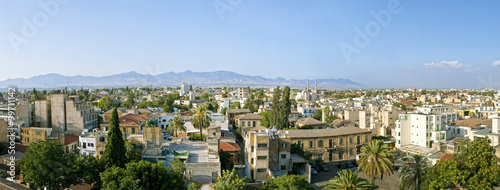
1 0 500 88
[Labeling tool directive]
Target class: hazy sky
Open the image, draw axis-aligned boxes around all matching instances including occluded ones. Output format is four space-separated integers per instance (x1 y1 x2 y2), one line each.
1 0 500 88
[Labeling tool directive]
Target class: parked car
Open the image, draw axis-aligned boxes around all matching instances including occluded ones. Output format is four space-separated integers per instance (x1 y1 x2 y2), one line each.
321 165 329 172
340 163 348 169
337 164 342 168
347 162 355 168
313 165 322 172
311 168 318 175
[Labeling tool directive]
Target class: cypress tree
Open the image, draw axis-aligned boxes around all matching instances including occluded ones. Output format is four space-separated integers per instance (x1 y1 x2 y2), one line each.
280 86 291 129
270 86 281 128
102 107 127 168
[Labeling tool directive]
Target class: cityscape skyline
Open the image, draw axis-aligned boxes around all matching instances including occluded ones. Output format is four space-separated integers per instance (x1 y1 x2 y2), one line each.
1 1 500 88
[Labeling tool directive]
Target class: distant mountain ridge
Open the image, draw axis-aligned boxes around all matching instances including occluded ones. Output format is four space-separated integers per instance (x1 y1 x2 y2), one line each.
0 70 365 89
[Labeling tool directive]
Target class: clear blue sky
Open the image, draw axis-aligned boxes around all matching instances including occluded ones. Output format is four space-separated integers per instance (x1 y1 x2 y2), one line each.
1 0 500 88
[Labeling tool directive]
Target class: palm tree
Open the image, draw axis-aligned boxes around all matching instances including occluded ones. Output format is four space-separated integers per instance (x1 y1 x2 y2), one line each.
326 170 375 190
399 154 430 190
191 106 212 139
167 116 186 138
358 139 394 182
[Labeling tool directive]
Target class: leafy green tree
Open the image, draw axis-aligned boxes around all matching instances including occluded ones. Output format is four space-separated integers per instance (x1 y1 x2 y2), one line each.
358 140 394 182
290 143 306 160
98 97 115 111
312 109 322 121
230 102 241 109
427 138 500 189
125 140 140 163
102 107 127 168
19 141 73 189
200 93 211 100
399 154 429 190
392 102 407 111
262 175 314 190
280 86 291 129
191 106 212 138
258 111 271 128
326 169 375 190
222 107 227 115
188 182 202 190
212 169 250 190
270 86 282 128
101 160 186 190
219 150 234 171
168 116 186 138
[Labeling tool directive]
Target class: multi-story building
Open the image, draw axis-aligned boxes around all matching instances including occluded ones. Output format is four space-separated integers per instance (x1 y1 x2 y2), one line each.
226 109 251 126
101 113 148 135
238 87 251 99
20 127 63 145
235 113 262 128
180 83 192 96
297 107 317 118
79 130 108 158
281 127 372 163
395 105 458 149
34 94 98 136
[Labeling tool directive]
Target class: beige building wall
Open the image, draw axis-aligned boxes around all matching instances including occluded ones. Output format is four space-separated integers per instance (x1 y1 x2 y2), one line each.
143 126 163 148
0 120 8 143
34 100 50 128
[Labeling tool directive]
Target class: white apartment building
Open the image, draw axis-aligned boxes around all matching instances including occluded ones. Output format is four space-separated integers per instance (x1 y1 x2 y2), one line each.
395 105 458 149
297 107 317 118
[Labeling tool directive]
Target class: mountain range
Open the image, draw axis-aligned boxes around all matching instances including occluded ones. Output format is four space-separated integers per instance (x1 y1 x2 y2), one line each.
0 71 365 89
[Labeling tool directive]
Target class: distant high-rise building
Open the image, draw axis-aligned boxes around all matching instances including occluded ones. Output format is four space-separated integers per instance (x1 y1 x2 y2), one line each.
238 87 250 99
180 83 192 95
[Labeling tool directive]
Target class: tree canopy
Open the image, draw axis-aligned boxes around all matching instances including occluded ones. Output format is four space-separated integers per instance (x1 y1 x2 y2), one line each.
262 175 314 190
102 107 127 168
212 169 250 190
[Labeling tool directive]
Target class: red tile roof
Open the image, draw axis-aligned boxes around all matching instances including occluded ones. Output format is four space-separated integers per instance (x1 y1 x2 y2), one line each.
102 113 148 125
440 154 453 162
64 135 79 145
219 142 241 152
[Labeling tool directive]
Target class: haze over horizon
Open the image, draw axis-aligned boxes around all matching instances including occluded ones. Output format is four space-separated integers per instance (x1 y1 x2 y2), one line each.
1 1 500 88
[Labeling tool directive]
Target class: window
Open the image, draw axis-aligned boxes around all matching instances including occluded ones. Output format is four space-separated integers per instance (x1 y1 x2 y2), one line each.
132 128 135 134
365 136 368 143
257 168 266 172
251 158 254 164
123 128 126 133
340 138 343 145
357 136 360 145
398 132 400 136
100 151 103 155
83 143 86 148
258 143 267 148
257 156 267 160
281 165 286 170
349 148 353 155
318 154 323 160
349 137 352 144
309 141 313 148
318 140 323 148
281 143 286 148
329 139 333 148
88 143 94 147
281 154 286 159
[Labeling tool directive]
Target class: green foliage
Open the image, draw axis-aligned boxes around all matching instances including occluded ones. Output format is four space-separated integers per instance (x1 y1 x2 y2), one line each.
220 150 234 171
243 94 264 112
258 111 271 128
19 141 70 189
191 106 212 138
168 116 186 138
125 140 140 163
188 182 202 190
358 140 394 182
162 92 181 113
222 107 227 115
270 86 291 130
212 169 250 190
392 102 407 111
326 170 375 190
101 160 186 190
188 134 206 141
399 154 430 190
326 115 341 123
200 93 211 100
311 109 322 121
230 102 241 109
0 142 8 155
204 101 219 112
290 143 306 160
102 107 127 168
97 97 121 112
427 138 500 189
262 175 314 190
136 101 157 109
